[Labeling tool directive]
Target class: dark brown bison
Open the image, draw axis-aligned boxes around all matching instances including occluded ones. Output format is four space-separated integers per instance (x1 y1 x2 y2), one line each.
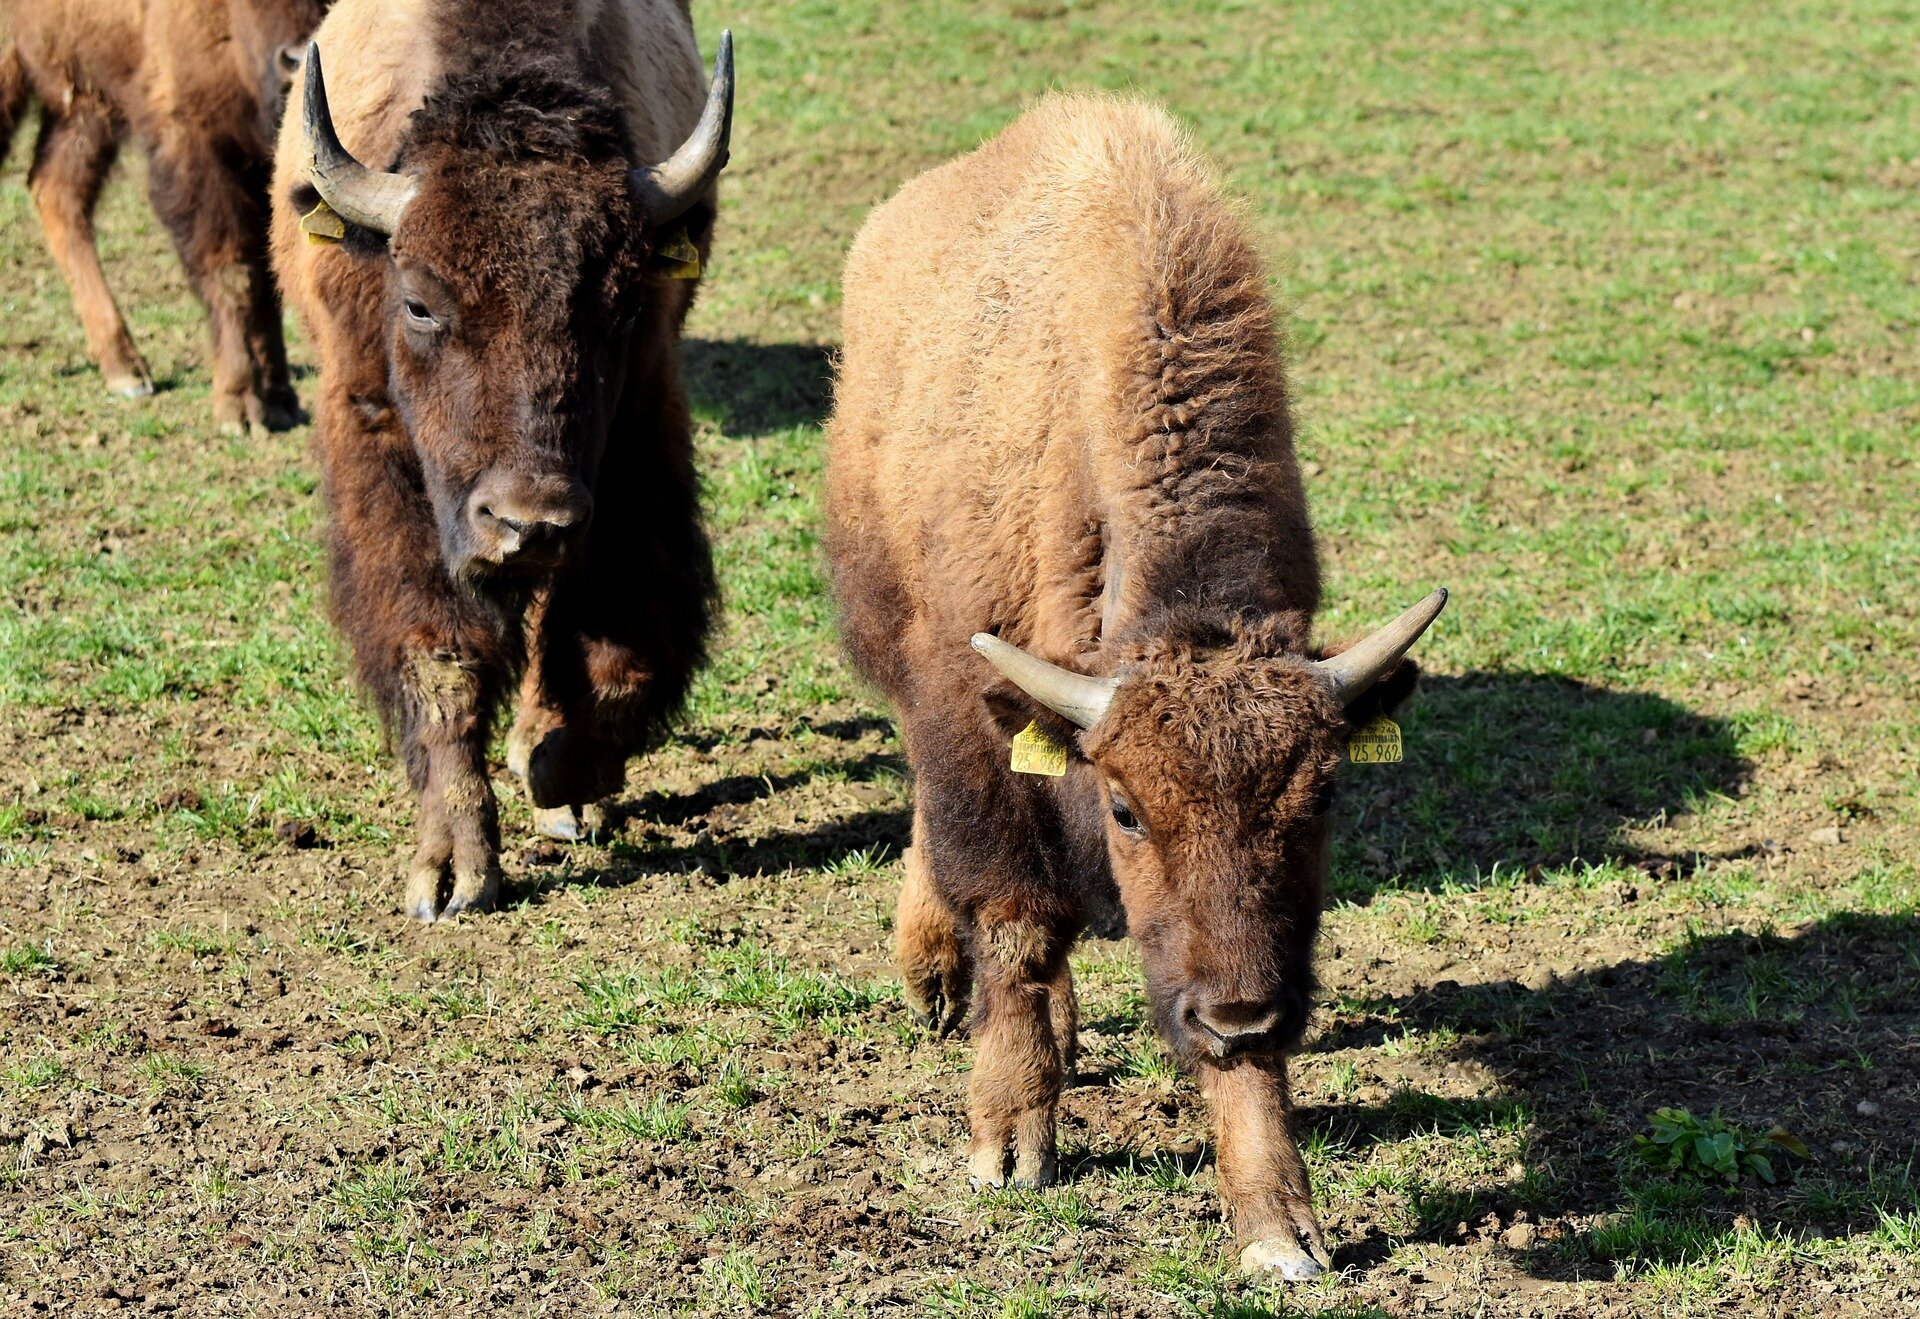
0 0 324 430
825 94 1446 1280
268 0 732 921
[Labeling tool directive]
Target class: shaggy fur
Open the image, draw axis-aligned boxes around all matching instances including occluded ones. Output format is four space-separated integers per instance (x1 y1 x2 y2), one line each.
0 0 324 429
825 95 1420 1275
269 0 718 921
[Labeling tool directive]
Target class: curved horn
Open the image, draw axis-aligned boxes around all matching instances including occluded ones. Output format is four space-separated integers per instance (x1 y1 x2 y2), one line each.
301 43 416 236
971 633 1120 731
1311 588 1448 707
631 30 734 224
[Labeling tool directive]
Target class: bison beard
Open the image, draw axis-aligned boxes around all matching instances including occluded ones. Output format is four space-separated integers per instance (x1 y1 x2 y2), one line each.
269 0 728 920
0 0 323 431
825 95 1443 1281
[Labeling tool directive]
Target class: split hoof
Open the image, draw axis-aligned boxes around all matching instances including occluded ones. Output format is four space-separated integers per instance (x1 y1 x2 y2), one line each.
533 805 584 841
439 888 497 919
1009 1160 1057 1191
1239 1234 1329 1281
903 970 969 1037
967 1146 1009 1191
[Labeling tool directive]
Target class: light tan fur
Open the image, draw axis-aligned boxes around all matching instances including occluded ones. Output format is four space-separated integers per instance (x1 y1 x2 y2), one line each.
828 93 1312 676
3 0 321 425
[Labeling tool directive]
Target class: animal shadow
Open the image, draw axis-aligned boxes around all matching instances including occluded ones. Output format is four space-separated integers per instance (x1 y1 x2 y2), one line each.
1335 672 1750 898
683 338 833 435
1304 913 1920 1273
506 744 910 900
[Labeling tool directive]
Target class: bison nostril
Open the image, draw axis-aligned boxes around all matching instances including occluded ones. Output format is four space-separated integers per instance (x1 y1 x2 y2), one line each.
1187 998 1287 1058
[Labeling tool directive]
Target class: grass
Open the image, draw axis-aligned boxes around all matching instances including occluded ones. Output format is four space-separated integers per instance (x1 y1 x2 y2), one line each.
4 0 1920 1314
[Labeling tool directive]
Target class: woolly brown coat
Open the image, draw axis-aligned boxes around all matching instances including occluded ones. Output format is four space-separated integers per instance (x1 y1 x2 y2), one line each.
0 0 323 429
268 0 718 920
827 95 1427 1280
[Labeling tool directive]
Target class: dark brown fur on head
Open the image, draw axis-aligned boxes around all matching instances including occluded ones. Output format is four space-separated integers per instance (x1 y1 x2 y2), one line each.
307 63 668 585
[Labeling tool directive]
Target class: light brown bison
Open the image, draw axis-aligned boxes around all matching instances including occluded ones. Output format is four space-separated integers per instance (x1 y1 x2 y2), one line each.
825 94 1446 1279
268 0 731 920
0 0 324 430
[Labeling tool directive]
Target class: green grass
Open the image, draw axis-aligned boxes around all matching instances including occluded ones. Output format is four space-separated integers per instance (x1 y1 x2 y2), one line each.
5 0 1920 1314
0 943 55 976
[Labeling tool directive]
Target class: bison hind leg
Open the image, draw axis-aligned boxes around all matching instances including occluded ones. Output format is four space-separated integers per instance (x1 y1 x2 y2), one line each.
896 842 972 1037
27 98 153 399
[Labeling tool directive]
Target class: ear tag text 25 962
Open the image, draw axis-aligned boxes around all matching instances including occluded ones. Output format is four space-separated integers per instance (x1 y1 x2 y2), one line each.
1010 721 1069 777
1348 716 1403 764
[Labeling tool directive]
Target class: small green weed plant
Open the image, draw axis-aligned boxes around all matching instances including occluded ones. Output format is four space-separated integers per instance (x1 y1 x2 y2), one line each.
1631 1107 1809 1186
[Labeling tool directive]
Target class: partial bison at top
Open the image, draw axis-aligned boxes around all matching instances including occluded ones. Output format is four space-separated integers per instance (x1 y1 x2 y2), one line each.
825 95 1445 1279
0 0 324 430
269 0 733 921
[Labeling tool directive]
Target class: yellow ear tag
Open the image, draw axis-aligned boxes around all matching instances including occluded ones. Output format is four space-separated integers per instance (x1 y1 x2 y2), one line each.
1348 716 1403 764
300 199 347 245
1010 720 1069 777
653 225 702 279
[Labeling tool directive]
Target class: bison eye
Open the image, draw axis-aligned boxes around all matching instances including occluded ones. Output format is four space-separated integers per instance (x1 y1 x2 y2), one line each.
402 298 440 332
1109 794 1146 838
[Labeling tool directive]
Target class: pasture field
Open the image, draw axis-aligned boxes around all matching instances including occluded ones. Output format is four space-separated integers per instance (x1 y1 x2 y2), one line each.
4 0 1920 1314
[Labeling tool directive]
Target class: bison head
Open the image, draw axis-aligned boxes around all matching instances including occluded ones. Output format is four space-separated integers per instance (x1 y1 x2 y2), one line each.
226 0 328 144
295 35 733 583
973 590 1446 1065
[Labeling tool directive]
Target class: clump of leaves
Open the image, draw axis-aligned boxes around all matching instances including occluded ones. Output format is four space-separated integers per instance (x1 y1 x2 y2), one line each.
1631 1107 1809 1185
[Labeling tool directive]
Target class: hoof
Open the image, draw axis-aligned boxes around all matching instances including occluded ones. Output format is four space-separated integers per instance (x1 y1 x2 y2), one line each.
1008 1165 1057 1191
406 898 439 924
439 891 494 919
533 805 584 842
260 392 305 432
1240 1236 1327 1281
903 972 969 1037
108 377 154 400
967 1146 1009 1191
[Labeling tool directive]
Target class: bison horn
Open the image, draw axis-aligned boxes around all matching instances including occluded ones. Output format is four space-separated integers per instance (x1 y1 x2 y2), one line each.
971 634 1120 731
631 30 735 224
301 43 417 236
1310 588 1448 707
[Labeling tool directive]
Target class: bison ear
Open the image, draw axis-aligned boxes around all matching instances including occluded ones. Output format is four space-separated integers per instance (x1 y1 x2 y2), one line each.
981 683 1085 756
1321 645 1421 730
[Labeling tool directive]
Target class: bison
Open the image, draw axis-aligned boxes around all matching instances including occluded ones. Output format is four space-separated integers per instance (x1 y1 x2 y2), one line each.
268 0 732 920
0 0 323 430
825 94 1446 1280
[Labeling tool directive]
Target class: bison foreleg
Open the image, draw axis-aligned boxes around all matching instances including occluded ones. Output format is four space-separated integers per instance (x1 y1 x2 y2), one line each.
400 651 502 922
966 920 1066 1190
1199 1058 1331 1281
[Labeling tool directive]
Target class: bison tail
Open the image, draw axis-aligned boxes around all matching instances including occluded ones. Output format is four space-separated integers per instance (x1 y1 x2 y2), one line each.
0 42 29 172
